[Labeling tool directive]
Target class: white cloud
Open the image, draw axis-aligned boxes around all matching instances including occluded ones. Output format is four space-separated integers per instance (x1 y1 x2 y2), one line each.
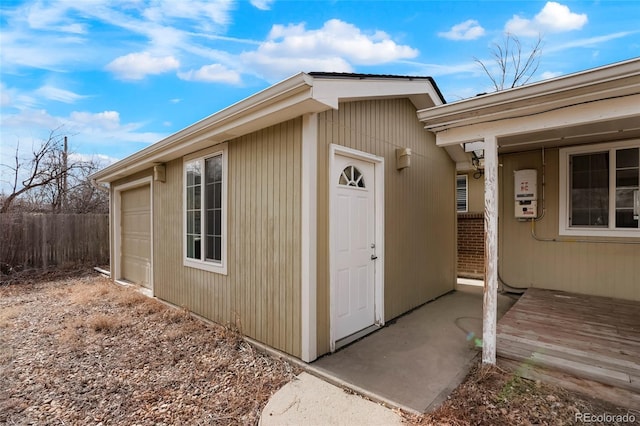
106 51 180 80
177 63 241 84
69 111 122 131
505 2 588 37
0 108 164 151
545 31 636 53
250 0 275 10
241 19 418 80
438 20 485 41
142 0 233 29
35 85 86 104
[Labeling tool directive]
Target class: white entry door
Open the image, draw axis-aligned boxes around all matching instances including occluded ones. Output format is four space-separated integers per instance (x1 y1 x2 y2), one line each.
331 153 378 342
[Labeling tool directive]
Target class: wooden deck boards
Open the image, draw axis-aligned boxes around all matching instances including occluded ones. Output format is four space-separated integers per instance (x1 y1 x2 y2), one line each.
497 288 640 396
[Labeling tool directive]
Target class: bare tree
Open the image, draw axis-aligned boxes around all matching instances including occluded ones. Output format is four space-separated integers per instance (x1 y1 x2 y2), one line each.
1 128 108 213
475 33 543 92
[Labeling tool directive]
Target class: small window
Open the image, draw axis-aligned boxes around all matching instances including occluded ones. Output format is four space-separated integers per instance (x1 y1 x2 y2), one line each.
339 165 365 188
184 144 227 274
456 175 468 213
560 141 639 237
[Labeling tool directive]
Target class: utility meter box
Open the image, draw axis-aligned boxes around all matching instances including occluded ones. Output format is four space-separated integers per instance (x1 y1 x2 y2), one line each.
514 169 537 218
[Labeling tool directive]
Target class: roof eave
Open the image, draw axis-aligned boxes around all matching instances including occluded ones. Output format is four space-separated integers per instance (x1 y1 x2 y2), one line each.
92 72 318 183
92 72 445 183
417 57 640 132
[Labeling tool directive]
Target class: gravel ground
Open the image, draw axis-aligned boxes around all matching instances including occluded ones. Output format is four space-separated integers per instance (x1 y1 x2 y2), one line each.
406 361 638 426
1 273 637 426
0 275 298 425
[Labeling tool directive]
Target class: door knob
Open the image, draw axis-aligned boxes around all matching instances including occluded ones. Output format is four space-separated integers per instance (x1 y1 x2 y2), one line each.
371 255 378 260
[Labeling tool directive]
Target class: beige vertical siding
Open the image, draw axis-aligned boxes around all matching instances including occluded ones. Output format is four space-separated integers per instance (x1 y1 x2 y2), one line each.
316 99 456 355
152 119 302 357
498 148 640 301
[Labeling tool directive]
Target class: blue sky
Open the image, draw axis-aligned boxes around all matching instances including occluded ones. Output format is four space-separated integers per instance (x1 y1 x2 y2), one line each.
1 0 639 180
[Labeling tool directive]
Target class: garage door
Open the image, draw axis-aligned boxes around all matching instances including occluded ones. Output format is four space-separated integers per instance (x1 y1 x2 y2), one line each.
120 185 151 289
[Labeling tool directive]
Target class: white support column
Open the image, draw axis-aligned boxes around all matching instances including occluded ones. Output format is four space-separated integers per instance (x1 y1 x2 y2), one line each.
301 113 318 362
483 135 499 364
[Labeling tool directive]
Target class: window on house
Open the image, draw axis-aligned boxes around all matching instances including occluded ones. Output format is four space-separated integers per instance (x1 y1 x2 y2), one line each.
456 175 468 213
184 145 227 274
560 141 639 237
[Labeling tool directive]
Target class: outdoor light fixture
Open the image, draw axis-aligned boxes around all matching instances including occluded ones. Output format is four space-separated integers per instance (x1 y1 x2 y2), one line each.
396 147 411 170
153 163 166 182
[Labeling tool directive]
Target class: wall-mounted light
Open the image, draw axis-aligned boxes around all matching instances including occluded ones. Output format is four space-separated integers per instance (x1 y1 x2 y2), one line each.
396 148 411 170
153 164 166 182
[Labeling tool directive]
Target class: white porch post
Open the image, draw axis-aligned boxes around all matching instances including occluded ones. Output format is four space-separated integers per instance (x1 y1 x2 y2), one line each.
483 135 498 364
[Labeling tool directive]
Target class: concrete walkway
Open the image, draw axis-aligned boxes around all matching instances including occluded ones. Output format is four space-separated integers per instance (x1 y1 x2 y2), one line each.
260 372 404 426
261 284 517 424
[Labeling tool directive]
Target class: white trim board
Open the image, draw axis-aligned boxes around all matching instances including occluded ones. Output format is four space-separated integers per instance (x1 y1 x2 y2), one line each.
301 113 318 362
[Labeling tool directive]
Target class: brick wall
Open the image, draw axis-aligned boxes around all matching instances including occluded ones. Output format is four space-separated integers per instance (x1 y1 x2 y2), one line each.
457 213 484 279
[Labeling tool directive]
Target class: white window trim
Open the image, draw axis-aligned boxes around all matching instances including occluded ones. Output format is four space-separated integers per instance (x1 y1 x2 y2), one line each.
559 139 639 238
183 143 228 275
456 174 468 213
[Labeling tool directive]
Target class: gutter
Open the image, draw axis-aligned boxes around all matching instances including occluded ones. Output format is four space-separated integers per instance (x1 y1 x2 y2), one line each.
417 57 640 130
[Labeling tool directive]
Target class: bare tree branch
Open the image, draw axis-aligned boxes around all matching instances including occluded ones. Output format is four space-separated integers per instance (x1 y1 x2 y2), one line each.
475 33 543 92
0 128 106 213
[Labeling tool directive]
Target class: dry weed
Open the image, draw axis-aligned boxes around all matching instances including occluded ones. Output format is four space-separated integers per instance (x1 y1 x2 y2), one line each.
0 305 23 327
1 275 299 425
161 306 191 324
113 288 148 307
87 313 121 332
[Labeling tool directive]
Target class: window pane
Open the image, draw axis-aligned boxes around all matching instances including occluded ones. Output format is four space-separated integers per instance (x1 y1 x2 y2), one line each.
206 183 214 210
616 210 638 228
214 209 221 235
456 176 467 212
570 152 609 227
194 237 201 259
214 236 221 261
194 185 201 209
187 235 194 258
616 188 635 208
616 169 639 188
214 182 222 208
206 236 214 261
206 210 214 235
187 211 194 233
616 148 639 169
194 211 201 234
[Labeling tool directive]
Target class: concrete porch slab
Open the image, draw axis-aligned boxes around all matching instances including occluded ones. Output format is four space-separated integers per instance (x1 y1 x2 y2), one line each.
312 285 517 413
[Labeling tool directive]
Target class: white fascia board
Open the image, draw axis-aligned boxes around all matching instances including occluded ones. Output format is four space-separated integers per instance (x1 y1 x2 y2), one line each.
434 93 640 146
418 58 640 132
311 78 440 110
92 73 331 183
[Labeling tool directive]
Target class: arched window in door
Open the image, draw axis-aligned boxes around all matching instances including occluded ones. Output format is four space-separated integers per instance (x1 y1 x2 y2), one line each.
338 165 366 188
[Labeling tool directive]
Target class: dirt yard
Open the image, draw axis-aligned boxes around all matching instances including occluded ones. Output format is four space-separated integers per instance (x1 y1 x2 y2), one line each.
0 274 298 425
1 273 637 425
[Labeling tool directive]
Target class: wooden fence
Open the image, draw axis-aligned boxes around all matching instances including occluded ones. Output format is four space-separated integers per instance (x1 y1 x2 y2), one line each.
0 213 109 271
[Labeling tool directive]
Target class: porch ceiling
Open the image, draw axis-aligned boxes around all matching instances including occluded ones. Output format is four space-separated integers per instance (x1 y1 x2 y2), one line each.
498 115 640 153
